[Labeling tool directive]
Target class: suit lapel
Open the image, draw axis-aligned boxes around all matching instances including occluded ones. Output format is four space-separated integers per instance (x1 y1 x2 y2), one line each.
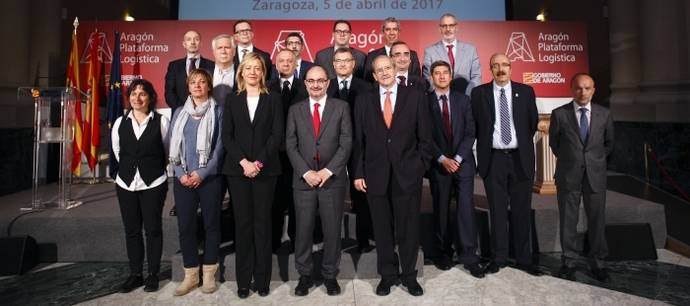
454 43 463 73
450 94 461 147
487 85 496 124
252 93 268 128
390 85 407 129
236 91 252 128
565 102 584 145
318 99 335 140
587 105 602 148
511 85 520 129
300 101 316 139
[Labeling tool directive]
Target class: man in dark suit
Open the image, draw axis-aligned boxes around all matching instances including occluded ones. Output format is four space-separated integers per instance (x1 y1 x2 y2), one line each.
315 20 366 80
271 32 314 81
549 73 614 282
353 55 433 296
164 30 214 111
267 49 308 252
364 17 421 83
391 41 428 93
285 65 352 296
426 60 483 278
233 20 272 81
325 47 374 252
471 53 542 276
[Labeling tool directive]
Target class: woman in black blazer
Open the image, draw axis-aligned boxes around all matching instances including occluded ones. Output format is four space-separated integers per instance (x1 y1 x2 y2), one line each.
222 52 283 298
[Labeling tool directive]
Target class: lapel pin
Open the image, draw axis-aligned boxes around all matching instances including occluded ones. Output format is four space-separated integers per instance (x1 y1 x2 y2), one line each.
515 93 519 98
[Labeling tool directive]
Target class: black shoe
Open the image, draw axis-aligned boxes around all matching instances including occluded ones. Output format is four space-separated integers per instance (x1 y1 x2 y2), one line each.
591 267 610 282
143 274 159 292
484 261 508 274
119 274 144 293
375 277 399 296
295 275 314 296
464 263 485 278
257 287 270 296
401 279 424 296
434 256 453 271
237 288 250 299
558 266 577 280
515 263 544 276
324 278 341 296
169 206 177 216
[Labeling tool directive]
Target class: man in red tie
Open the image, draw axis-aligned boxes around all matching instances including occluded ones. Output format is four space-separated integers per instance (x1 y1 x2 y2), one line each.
285 65 352 297
426 60 484 278
353 56 433 296
422 13 481 95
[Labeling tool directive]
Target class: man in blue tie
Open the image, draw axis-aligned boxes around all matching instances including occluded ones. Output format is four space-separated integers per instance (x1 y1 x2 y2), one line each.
471 53 541 276
549 73 615 282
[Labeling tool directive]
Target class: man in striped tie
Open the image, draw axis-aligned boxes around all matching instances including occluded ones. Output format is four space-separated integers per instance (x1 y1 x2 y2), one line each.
470 53 542 276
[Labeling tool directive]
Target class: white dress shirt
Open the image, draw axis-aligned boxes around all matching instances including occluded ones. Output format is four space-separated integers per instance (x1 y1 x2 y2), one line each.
337 75 353 90
492 81 518 149
442 39 458 59
573 101 592 129
186 54 200 75
111 111 170 191
280 75 295 90
247 95 260 122
378 85 398 113
213 65 235 88
238 45 254 63
396 71 409 86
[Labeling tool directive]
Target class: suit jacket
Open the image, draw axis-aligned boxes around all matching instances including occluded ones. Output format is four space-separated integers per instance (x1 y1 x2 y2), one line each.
352 85 434 195
267 78 308 120
427 91 476 178
315 47 367 80
549 102 614 193
164 56 214 109
270 60 315 81
234 46 273 81
364 47 421 83
285 98 352 190
471 81 538 179
326 76 372 110
400 74 429 93
422 40 481 96
222 91 284 177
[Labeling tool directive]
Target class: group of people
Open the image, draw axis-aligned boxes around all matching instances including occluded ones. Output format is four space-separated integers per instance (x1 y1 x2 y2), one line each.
111 12 615 299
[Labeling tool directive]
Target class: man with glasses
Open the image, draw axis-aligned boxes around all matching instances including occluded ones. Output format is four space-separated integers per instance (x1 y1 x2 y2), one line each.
315 20 366 80
285 65 352 297
390 41 427 92
325 47 374 253
352 55 433 297
364 17 421 83
423 13 481 95
233 19 272 80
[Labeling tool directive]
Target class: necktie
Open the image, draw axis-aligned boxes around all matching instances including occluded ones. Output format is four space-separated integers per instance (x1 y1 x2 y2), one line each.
579 107 589 142
440 94 452 140
282 80 291 102
383 91 393 128
446 44 455 74
241 49 248 62
340 80 349 99
313 103 321 139
398 75 407 87
188 58 197 75
499 88 512 145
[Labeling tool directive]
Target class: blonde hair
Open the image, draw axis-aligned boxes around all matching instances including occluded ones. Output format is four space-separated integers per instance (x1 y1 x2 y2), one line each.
235 52 269 94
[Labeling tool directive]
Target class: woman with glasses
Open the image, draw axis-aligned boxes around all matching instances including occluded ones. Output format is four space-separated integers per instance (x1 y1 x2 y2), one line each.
223 52 284 298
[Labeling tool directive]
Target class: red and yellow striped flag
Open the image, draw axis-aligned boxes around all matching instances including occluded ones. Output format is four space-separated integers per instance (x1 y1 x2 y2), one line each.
84 29 102 171
66 20 83 175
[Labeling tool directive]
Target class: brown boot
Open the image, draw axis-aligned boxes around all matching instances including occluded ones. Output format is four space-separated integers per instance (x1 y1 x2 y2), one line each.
200 263 219 293
174 266 199 296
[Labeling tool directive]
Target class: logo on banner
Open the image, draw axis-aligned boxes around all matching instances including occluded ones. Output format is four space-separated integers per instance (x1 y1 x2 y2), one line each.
270 30 313 62
506 32 534 62
81 31 113 64
522 72 566 84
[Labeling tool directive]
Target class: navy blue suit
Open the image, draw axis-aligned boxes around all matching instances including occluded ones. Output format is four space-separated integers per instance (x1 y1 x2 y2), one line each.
426 90 478 264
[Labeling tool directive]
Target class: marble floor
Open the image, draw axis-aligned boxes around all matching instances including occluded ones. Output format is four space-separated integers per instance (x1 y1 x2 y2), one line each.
1 249 688 306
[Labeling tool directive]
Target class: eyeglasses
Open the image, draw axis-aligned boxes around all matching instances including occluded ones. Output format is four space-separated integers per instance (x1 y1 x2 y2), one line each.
334 30 351 35
374 66 393 75
285 41 302 46
235 28 252 34
333 58 353 64
305 79 328 85
490 63 511 69
439 23 457 29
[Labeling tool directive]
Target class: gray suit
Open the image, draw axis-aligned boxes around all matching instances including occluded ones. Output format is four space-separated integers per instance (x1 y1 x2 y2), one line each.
422 40 481 96
549 101 614 268
285 97 352 279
